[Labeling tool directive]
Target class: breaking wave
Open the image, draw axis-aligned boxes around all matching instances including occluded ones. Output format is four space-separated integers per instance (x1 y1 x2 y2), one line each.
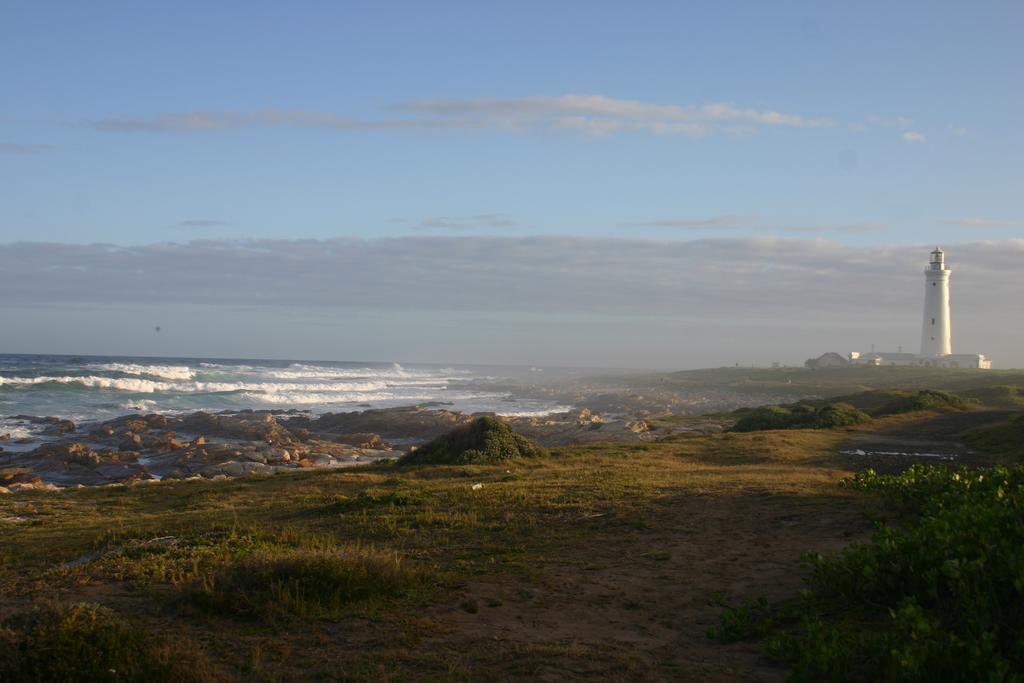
0 355 569 425
0 375 392 395
89 363 196 381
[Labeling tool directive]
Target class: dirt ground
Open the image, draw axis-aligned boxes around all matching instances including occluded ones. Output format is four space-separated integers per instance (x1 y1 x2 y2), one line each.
426 491 869 682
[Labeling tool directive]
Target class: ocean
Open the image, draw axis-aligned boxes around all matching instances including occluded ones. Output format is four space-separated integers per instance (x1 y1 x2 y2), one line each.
0 354 571 445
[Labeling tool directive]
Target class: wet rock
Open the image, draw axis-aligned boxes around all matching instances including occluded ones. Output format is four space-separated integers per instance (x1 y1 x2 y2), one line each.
176 411 298 445
141 431 183 452
324 432 387 449
42 419 76 436
1 468 36 486
308 406 472 440
8 480 61 492
625 420 649 433
200 461 275 478
304 452 338 467
120 433 144 451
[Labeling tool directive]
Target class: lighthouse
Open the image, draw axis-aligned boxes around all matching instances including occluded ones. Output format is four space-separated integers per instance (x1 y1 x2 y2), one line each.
845 247 991 368
920 247 952 357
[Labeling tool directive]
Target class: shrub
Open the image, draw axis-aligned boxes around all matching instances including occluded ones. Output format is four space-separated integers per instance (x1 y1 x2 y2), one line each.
960 385 1024 408
739 464 1024 681
188 547 424 620
873 389 970 416
731 402 870 432
400 416 548 465
813 402 873 428
0 603 192 682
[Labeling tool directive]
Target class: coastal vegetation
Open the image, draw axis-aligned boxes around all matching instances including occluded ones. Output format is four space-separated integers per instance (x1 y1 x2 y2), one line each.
602 364 1024 401
400 416 548 465
731 401 871 432
716 464 1024 681
3 366 1024 679
729 388 974 433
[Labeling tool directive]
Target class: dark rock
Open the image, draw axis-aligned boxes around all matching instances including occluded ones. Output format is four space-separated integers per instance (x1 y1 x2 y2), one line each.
309 406 472 440
324 433 387 449
42 419 76 436
141 431 183 452
176 411 297 445
120 433 144 451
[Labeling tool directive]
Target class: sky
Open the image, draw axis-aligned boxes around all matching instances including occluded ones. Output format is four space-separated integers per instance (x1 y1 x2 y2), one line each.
1 1 1022 368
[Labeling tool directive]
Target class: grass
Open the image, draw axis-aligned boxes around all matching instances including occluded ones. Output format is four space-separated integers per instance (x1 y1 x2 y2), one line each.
721 464 1024 681
965 414 1024 463
598 365 1024 400
0 602 218 682
2 398 1022 680
187 546 426 620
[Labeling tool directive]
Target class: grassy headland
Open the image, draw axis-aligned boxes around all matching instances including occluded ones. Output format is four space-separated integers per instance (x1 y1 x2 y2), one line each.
2 365 1023 680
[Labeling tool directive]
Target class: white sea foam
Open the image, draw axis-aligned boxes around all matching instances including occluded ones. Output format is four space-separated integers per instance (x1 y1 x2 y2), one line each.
0 424 34 440
90 363 196 380
494 406 573 417
0 375 390 394
0 357 570 423
118 399 158 411
236 391 438 405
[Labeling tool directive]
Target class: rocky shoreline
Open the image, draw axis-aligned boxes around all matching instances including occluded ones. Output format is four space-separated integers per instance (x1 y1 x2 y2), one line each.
0 406 654 492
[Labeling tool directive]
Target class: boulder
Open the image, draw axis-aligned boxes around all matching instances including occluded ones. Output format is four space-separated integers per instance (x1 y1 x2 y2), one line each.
200 461 275 478
42 419 76 436
324 432 387 449
120 433 144 451
175 411 297 445
308 406 472 440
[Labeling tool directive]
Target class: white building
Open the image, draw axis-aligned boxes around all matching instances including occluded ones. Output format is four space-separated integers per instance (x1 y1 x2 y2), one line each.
849 248 992 369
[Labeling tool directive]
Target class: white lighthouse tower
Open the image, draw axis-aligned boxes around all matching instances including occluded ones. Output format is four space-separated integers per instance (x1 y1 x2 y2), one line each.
846 247 990 369
920 247 952 357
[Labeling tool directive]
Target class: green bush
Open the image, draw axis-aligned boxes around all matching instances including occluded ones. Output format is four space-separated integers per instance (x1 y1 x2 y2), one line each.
814 402 874 428
873 389 971 416
0 603 181 682
400 416 548 465
752 464 1024 681
960 385 1024 408
731 402 871 432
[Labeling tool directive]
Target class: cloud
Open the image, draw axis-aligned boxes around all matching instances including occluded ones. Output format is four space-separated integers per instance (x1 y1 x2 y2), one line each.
88 95 835 139
621 215 756 229
177 219 230 229
620 217 882 234
1 237 1019 331
902 131 926 143
941 218 1022 228
415 214 517 230
0 143 50 155
393 95 835 137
